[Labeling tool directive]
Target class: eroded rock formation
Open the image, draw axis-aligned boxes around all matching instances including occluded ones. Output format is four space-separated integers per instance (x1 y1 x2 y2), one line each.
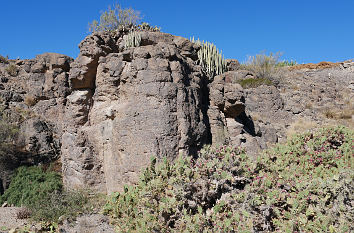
62 31 211 192
1 31 352 194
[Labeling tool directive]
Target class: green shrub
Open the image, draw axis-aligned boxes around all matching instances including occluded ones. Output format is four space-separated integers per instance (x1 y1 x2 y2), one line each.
241 52 281 79
0 166 62 206
5 64 18 76
277 59 297 67
190 37 228 77
104 126 353 232
89 3 142 33
237 77 273 88
29 190 89 222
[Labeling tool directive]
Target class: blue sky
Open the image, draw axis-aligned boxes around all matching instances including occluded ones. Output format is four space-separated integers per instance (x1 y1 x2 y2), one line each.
1 0 353 63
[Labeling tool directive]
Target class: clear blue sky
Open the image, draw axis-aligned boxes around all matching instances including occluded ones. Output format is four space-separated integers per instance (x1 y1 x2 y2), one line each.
1 0 353 63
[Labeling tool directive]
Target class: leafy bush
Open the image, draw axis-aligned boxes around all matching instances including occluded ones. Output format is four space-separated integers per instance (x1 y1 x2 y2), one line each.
237 77 273 89
29 190 89 222
104 126 353 232
241 52 281 79
89 3 142 33
0 166 62 206
190 37 228 77
5 64 18 76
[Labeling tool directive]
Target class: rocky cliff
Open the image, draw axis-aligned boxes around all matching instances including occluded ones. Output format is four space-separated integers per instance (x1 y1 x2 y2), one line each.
0 30 353 194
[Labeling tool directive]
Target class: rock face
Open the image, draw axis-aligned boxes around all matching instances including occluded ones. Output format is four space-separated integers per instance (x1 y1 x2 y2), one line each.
62 31 211 193
0 53 72 193
1 31 353 194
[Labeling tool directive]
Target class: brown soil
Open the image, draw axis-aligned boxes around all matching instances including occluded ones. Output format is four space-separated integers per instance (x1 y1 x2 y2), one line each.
0 207 29 231
289 61 340 70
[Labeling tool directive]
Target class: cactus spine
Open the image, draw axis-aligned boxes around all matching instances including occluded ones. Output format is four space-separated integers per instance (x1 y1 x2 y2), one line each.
190 37 227 77
124 30 142 49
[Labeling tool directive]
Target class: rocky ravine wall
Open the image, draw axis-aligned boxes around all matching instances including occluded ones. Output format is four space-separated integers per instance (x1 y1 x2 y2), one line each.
0 31 278 193
4 31 351 194
62 31 215 193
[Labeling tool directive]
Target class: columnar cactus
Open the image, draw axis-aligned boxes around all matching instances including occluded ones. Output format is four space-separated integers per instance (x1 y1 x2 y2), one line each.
191 37 227 77
124 30 142 49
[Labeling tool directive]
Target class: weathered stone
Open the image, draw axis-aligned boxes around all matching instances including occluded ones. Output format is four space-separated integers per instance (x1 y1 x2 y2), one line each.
61 31 211 193
1 29 353 197
226 59 240 71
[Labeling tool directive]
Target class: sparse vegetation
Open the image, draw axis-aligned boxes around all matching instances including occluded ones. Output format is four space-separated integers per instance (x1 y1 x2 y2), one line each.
276 59 298 67
324 108 336 119
190 37 228 77
89 3 142 33
5 63 18 76
104 126 353 232
0 55 9 64
136 22 161 32
24 95 37 107
0 106 18 158
240 52 281 80
237 77 273 89
29 190 89 222
16 208 32 219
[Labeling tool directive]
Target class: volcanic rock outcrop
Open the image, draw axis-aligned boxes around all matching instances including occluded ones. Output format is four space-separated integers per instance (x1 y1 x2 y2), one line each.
1 31 352 194
62 31 214 193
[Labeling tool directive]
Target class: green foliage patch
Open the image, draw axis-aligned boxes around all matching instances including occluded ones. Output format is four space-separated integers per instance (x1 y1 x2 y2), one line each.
237 77 273 89
0 166 62 206
104 126 353 232
29 190 89 222
277 59 298 67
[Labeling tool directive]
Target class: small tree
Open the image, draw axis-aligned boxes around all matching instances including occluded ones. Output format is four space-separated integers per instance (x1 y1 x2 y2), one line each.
89 3 142 33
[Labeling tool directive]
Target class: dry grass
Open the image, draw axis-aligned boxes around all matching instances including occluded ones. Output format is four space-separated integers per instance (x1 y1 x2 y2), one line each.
289 61 340 70
286 118 318 138
24 95 37 107
0 55 9 64
305 102 313 109
250 112 262 122
5 64 18 76
240 52 281 79
323 108 336 119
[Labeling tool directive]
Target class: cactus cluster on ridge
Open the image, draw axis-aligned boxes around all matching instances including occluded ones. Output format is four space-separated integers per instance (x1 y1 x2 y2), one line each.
124 30 142 49
191 37 228 77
